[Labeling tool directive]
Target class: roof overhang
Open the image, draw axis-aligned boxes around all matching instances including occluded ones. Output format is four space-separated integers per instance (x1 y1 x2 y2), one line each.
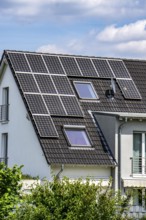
92 111 146 121
123 178 146 188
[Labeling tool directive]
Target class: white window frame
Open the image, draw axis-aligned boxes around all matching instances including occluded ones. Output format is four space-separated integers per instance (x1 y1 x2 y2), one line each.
1 87 9 122
133 132 146 176
63 125 92 148
1 133 8 164
73 81 98 100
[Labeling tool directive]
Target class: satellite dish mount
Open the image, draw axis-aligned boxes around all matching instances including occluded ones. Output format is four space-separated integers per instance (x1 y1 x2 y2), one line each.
105 78 116 99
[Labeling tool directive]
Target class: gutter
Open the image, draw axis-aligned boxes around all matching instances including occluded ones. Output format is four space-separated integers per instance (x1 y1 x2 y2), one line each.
118 118 127 190
56 164 64 180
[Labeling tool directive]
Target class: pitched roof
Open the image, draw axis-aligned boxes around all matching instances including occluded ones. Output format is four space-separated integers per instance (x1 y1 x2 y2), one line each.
3 50 146 166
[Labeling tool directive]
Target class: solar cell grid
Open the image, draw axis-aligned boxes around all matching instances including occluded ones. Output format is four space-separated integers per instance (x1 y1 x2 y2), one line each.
8 52 31 72
26 54 48 73
76 58 98 77
33 115 58 137
117 79 142 100
108 60 130 78
52 75 74 95
16 73 39 93
61 96 83 117
59 56 82 76
34 74 57 94
43 95 66 116
92 59 114 78
25 94 48 114
43 55 65 75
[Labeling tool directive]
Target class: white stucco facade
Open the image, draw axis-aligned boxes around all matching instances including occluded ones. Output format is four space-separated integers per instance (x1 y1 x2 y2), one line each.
52 165 111 185
0 64 50 179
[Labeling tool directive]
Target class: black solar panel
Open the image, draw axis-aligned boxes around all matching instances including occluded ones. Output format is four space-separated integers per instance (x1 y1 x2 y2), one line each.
26 54 48 73
43 55 65 74
8 52 31 72
16 73 39 93
43 95 66 116
33 115 58 137
76 58 98 77
52 75 74 95
108 60 130 78
60 56 82 76
25 94 48 114
92 59 114 78
61 96 83 117
117 79 142 100
34 74 57 94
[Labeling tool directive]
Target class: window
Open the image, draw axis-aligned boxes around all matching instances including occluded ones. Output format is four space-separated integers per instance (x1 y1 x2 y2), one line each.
133 133 146 174
1 87 9 121
133 189 146 208
64 126 91 147
0 133 8 164
74 82 98 99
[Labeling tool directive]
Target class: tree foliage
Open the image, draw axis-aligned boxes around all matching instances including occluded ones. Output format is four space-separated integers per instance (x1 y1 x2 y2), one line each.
0 163 22 219
9 177 131 220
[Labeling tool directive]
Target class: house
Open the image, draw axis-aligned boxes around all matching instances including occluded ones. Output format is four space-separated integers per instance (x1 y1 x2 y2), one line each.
0 50 146 216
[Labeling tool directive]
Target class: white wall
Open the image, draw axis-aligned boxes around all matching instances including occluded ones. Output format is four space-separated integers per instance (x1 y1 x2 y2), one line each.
0 64 50 180
52 165 111 181
120 121 146 179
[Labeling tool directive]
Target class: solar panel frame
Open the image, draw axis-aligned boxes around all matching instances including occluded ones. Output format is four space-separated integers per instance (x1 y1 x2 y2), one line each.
33 115 58 137
108 60 131 79
116 79 142 100
51 75 74 95
61 96 83 117
43 95 67 116
25 94 48 114
26 54 48 73
59 56 82 76
92 59 114 78
34 74 57 94
43 55 65 75
8 52 31 72
16 73 39 93
76 58 98 77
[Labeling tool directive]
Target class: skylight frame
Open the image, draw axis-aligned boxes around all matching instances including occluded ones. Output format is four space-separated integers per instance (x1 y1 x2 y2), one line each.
63 125 92 148
73 81 99 100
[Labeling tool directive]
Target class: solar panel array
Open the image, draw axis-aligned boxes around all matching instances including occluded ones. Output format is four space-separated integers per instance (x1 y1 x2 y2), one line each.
108 60 130 79
21 73 83 117
6 51 142 136
33 115 58 137
116 79 142 100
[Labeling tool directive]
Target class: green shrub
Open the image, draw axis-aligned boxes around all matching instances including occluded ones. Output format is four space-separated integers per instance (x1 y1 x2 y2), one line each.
10 177 131 220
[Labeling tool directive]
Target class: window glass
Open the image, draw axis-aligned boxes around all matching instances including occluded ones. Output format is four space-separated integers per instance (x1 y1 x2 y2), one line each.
133 189 142 206
133 133 142 174
74 82 98 99
65 128 91 147
133 133 142 157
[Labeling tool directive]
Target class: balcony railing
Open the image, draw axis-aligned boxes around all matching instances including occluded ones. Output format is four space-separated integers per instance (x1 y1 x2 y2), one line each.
131 157 146 175
0 104 9 122
0 157 8 165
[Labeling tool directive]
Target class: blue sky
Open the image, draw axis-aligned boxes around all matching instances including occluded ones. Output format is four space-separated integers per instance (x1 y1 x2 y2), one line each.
0 0 146 58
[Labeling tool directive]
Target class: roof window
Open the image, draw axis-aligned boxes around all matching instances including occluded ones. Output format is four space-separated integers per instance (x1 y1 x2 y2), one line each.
74 82 98 99
64 125 91 147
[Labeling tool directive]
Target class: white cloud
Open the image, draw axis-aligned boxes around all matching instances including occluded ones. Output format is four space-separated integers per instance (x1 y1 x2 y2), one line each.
97 20 146 42
1 0 146 20
116 40 146 54
36 44 67 54
36 19 146 59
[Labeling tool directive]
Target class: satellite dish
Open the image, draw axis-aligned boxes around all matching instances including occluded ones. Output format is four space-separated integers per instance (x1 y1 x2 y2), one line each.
105 78 116 99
